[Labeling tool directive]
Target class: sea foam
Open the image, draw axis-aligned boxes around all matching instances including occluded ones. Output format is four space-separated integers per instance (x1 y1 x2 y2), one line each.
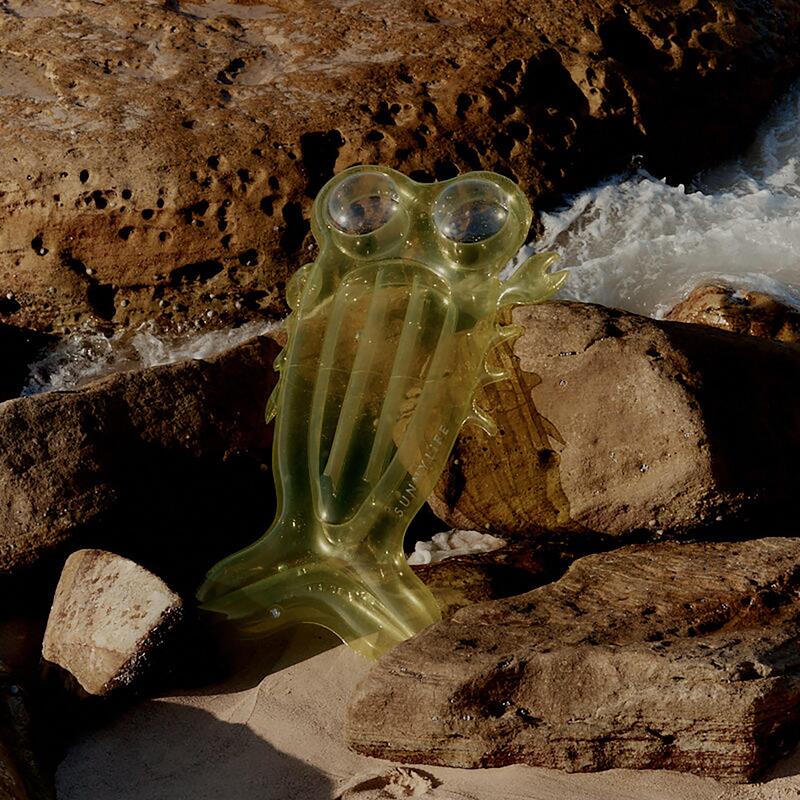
515 80 800 317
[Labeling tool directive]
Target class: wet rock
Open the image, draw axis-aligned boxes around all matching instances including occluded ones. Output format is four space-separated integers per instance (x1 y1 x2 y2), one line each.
42 550 182 696
665 283 800 343
348 537 800 782
430 301 800 539
1 1 799 332
0 334 280 595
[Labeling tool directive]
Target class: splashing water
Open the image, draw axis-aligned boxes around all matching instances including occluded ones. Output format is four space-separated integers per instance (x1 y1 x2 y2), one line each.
517 80 800 318
25 320 281 395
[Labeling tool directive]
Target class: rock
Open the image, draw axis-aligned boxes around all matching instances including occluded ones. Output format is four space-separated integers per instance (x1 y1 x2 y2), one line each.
0 666 54 799
430 301 800 539
348 537 800 782
0 324 53 402
1 1 798 333
412 540 572 618
0 333 280 595
42 550 182 696
665 283 800 343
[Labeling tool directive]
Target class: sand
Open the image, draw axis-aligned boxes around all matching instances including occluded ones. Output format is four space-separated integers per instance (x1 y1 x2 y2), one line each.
56 628 800 800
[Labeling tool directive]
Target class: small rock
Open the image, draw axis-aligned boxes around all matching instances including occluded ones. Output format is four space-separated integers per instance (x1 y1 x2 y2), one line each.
431 301 800 539
665 283 800 343
42 550 182 696
335 767 438 799
407 530 505 565
348 537 800 782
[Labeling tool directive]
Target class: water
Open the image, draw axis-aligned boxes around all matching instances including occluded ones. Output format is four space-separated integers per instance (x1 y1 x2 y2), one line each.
517 80 800 318
25 320 280 394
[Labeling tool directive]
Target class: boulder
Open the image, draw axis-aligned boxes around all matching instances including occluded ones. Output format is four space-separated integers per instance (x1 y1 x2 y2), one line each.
1 1 799 332
0 333 280 596
42 550 182 696
348 537 800 782
665 283 800 343
430 301 800 539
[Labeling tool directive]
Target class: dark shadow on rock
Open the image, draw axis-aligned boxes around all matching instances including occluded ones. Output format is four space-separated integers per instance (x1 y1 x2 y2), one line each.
762 737 800 781
57 700 334 800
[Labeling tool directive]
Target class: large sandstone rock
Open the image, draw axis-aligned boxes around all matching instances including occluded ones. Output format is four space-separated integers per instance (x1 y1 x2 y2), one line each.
430 301 800 539
42 550 182 696
0 334 280 594
1 0 799 332
665 283 800 343
348 537 800 782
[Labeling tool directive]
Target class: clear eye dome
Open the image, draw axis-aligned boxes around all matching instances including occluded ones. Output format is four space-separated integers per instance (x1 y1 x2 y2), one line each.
433 179 509 244
327 172 401 235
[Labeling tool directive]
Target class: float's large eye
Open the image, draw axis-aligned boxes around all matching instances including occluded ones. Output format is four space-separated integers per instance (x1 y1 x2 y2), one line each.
327 172 401 235
433 179 509 244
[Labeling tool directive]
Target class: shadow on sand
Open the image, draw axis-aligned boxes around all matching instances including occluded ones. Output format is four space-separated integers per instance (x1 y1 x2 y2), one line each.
56 699 334 800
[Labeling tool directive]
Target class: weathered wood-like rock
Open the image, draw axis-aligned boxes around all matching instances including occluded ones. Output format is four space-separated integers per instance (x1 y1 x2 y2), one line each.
42 550 182 696
1 1 799 332
430 301 800 539
665 283 800 343
0 334 280 594
348 537 800 782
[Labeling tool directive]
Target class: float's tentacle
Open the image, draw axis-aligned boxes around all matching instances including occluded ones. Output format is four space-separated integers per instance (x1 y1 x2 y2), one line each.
499 252 567 308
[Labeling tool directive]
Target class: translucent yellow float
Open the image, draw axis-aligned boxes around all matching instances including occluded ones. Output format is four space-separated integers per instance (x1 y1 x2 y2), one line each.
197 166 565 659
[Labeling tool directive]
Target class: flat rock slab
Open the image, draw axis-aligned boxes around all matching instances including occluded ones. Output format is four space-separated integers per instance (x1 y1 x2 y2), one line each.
348 537 800 782
42 549 182 696
431 301 800 539
1 0 799 331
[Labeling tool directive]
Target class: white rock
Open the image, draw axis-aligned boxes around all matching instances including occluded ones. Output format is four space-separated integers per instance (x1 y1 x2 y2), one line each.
42 549 182 695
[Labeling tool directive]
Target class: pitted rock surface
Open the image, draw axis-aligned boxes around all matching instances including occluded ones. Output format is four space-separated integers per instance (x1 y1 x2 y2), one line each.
1 0 800 331
348 537 800 782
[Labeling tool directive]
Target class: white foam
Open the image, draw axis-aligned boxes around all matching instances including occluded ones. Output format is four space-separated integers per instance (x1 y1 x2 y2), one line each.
24 320 281 395
517 80 800 318
407 530 506 565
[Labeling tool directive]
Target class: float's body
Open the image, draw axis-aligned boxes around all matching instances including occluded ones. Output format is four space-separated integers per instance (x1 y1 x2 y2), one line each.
197 166 565 659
